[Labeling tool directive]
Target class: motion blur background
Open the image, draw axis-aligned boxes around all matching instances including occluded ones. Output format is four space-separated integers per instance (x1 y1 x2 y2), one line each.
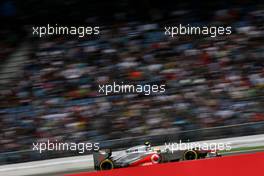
0 0 264 165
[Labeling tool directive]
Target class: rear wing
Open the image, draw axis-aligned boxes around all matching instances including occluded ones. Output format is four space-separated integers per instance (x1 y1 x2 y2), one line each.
93 149 112 169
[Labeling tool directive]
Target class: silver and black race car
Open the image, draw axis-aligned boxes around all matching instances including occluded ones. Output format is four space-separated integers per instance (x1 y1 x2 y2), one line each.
93 142 221 170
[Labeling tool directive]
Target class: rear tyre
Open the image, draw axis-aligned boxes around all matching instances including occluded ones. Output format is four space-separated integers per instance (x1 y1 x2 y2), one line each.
99 159 114 170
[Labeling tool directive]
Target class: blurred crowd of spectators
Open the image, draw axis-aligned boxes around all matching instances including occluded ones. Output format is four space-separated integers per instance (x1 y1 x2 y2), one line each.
0 29 18 62
0 6 264 160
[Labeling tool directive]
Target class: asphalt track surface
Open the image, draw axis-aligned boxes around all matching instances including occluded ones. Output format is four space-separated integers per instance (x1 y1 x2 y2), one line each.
30 149 264 176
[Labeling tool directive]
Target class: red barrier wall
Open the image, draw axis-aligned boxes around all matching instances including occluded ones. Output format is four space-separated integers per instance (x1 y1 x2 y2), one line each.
66 152 264 176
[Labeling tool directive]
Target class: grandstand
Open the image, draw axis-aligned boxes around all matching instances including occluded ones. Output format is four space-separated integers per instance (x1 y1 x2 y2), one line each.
0 0 264 166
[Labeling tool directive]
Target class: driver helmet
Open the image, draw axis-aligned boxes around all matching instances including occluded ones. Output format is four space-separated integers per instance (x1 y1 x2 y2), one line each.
144 141 151 149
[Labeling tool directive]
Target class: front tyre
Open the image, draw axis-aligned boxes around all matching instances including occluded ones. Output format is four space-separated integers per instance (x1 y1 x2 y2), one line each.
183 150 198 160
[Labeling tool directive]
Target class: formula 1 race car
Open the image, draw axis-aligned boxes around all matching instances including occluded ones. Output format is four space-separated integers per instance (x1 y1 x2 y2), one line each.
93 142 221 170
